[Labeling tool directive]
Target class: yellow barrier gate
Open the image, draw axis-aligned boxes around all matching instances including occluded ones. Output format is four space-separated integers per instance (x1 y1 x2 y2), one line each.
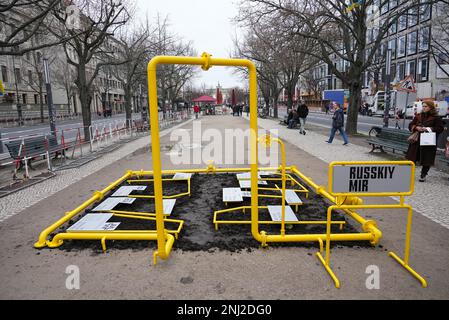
316 161 426 288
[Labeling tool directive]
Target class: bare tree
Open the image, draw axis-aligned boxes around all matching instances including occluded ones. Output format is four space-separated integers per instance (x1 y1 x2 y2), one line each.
20 47 57 122
431 1 449 79
53 54 77 115
239 0 436 134
50 0 130 141
113 22 151 125
0 0 78 56
152 15 197 114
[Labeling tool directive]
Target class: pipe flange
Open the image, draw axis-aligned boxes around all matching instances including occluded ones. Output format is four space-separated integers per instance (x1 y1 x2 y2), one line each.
93 191 104 201
201 52 212 71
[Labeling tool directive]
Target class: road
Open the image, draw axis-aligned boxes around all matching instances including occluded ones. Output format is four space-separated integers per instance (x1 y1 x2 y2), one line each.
276 106 412 134
0 113 143 155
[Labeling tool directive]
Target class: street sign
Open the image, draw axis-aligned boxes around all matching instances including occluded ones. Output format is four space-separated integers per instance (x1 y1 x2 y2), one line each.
395 75 416 93
329 162 414 196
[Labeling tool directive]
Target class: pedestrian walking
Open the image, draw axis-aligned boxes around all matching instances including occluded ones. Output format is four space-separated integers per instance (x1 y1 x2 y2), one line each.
325 102 349 145
394 109 402 129
325 103 330 115
297 102 309 135
194 104 200 119
405 100 444 182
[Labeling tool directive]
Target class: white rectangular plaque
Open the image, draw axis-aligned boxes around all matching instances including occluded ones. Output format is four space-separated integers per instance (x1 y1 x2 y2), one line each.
162 199 176 215
173 172 193 180
239 180 268 189
92 197 136 211
282 189 303 205
67 213 115 232
223 188 243 202
267 205 298 222
241 191 252 198
111 186 147 197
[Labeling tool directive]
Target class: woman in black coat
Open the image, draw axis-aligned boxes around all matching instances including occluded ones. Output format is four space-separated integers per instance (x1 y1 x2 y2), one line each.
406 101 444 182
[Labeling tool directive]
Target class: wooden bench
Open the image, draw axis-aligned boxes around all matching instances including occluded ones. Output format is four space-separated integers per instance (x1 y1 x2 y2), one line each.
5 135 63 170
366 126 410 154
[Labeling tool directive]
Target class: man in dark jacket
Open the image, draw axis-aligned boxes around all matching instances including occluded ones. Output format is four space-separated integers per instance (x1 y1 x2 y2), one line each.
325 102 349 145
297 102 309 135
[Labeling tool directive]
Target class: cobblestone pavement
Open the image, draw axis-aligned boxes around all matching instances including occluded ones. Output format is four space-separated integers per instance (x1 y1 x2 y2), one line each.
0 119 194 223
247 115 449 229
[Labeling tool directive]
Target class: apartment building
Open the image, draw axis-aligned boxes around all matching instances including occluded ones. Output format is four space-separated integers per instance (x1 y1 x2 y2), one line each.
304 1 449 101
0 7 141 120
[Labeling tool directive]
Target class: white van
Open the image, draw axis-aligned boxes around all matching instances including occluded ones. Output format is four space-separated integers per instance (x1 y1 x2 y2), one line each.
404 100 448 119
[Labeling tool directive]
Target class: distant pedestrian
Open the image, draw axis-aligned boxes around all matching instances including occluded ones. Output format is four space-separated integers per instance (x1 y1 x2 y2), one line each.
325 102 349 145
325 103 330 115
288 110 299 129
239 104 243 116
297 102 309 135
406 100 444 182
245 104 249 116
194 104 200 119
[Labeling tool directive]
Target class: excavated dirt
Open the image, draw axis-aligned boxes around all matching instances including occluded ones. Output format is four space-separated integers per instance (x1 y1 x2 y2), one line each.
50 172 370 254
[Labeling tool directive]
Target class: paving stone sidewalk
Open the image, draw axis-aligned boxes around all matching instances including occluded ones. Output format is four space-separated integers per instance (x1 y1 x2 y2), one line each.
245 115 449 229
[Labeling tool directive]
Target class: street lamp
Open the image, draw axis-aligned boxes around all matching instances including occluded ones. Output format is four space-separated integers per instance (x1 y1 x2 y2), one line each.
383 48 392 128
43 58 56 136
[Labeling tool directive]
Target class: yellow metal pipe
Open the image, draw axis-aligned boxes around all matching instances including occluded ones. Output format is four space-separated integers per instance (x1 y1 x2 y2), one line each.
130 166 285 176
148 54 260 262
47 232 159 248
34 171 133 248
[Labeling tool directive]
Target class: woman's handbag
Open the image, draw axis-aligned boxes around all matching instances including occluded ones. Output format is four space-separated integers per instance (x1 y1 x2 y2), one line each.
407 132 419 144
420 132 436 146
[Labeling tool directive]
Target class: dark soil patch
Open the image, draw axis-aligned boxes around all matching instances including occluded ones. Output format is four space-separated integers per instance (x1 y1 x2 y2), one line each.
52 172 372 253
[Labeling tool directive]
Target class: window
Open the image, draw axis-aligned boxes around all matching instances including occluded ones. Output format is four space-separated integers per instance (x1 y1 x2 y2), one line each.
419 0 431 22
407 60 416 79
398 62 406 80
1 65 7 82
14 68 22 84
36 52 41 64
22 93 27 105
389 20 397 35
418 57 429 82
407 31 417 55
407 8 418 27
437 52 449 65
381 1 389 14
418 27 430 52
398 14 407 31
398 35 406 57
28 70 32 84
389 0 398 10
34 94 38 104
391 63 397 80
388 38 397 59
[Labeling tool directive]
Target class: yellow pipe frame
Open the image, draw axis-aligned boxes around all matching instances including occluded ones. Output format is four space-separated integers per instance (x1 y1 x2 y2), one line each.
147 53 261 264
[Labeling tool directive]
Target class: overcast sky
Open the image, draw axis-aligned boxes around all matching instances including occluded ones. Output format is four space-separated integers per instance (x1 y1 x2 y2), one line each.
135 0 243 89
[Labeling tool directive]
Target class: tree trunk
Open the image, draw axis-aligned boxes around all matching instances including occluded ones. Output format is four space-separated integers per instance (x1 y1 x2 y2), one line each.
78 64 92 142
124 85 133 128
346 80 362 135
286 87 294 110
39 86 44 123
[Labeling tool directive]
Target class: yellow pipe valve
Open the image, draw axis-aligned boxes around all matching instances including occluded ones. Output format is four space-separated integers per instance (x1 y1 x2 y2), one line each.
343 196 363 206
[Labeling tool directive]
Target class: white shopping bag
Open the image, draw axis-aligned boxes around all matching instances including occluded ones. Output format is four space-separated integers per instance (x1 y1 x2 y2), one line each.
420 132 436 146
